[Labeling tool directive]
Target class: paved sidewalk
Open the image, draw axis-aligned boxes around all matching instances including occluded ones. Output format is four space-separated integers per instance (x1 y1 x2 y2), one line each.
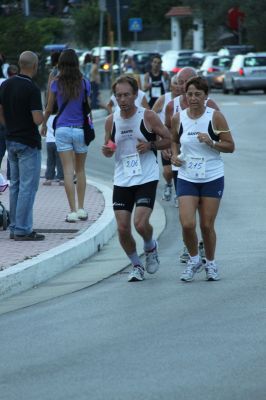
0 175 105 270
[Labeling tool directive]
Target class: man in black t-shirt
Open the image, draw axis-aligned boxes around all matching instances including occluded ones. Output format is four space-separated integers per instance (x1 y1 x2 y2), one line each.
0 51 45 241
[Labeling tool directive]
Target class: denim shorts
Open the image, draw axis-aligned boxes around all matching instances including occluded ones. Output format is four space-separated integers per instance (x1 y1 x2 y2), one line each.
55 126 88 153
177 177 224 198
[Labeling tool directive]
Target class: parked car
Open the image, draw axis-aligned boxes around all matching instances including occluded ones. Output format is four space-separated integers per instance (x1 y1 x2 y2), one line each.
162 50 194 74
91 46 127 72
120 50 161 74
199 55 233 89
217 45 256 57
223 53 266 94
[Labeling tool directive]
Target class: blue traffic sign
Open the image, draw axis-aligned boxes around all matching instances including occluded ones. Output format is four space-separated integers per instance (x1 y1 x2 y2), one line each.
129 18 143 32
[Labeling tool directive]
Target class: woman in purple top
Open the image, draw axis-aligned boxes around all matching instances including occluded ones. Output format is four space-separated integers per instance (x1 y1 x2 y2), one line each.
41 49 91 222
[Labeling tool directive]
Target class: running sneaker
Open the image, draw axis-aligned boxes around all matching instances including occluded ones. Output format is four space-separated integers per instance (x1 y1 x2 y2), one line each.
198 240 206 263
145 242 160 274
179 242 205 263
180 259 203 282
162 184 172 201
205 263 220 281
174 196 179 208
179 246 189 263
128 265 145 282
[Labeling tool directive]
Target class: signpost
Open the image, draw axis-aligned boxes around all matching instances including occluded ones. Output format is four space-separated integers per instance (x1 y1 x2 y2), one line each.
128 18 142 47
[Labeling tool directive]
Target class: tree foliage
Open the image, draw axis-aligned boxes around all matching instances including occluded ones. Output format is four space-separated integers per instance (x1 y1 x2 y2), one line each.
0 15 64 59
71 1 100 48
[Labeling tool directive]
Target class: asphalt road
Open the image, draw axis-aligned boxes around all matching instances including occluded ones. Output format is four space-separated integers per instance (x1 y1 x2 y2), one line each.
1 92 266 400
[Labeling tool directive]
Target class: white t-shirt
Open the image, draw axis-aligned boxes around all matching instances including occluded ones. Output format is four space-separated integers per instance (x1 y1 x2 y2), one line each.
46 115 56 143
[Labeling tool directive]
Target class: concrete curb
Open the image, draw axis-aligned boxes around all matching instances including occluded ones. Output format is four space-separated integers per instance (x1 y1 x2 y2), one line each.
0 179 116 300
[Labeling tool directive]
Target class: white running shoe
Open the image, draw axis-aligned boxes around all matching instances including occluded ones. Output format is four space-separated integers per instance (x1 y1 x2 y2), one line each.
128 265 145 282
179 246 189 263
205 263 220 281
198 240 206 264
179 242 205 264
162 184 172 201
65 212 78 223
145 242 160 274
77 208 88 221
180 259 203 282
174 196 179 208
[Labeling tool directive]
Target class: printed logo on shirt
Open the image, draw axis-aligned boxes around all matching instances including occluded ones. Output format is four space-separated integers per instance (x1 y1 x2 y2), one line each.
121 129 133 135
187 131 200 136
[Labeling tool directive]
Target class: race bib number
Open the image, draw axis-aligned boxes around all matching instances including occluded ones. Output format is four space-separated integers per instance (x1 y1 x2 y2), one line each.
186 156 206 178
151 87 161 98
122 153 142 177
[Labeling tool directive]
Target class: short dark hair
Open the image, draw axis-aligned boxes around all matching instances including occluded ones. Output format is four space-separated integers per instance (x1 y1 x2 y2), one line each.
51 51 61 67
112 75 138 95
185 76 209 95
151 54 162 63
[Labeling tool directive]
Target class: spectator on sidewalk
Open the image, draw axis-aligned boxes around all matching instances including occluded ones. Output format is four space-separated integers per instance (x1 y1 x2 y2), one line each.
43 110 64 186
0 51 45 241
90 56 100 109
82 53 92 81
41 48 91 223
43 52 64 186
0 64 19 181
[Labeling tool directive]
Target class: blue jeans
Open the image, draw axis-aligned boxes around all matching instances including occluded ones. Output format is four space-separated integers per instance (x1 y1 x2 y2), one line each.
7 141 41 235
45 142 64 180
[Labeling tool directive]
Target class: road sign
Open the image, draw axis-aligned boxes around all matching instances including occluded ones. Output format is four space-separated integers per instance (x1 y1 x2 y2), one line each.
99 0 106 12
129 18 143 32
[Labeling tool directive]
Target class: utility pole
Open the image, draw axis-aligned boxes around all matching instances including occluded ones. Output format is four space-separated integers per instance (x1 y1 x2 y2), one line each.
116 0 122 73
23 0 30 16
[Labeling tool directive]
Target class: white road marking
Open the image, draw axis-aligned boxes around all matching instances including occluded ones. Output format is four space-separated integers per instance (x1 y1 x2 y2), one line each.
220 102 239 106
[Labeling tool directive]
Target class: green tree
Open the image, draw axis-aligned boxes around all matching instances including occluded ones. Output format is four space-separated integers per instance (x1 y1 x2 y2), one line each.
71 1 100 48
0 15 64 59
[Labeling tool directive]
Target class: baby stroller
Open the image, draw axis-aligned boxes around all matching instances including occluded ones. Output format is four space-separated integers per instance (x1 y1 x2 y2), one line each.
0 173 9 230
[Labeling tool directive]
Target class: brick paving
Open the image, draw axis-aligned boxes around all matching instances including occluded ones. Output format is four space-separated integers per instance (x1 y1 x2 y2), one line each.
0 172 105 271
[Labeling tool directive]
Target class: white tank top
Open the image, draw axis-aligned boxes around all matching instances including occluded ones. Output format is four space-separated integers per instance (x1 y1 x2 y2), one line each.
159 91 172 123
111 107 159 187
178 107 224 183
173 96 182 114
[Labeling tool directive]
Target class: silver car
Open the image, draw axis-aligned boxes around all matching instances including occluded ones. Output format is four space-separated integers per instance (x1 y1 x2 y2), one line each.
199 55 232 89
223 53 266 94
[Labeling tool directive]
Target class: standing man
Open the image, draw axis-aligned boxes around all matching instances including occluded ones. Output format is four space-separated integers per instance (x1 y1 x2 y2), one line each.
102 75 171 282
0 51 45 241
143 54 170 108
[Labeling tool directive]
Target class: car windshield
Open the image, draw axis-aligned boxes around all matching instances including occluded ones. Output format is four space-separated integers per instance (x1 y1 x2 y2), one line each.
213 57 232 68
244 57 266 67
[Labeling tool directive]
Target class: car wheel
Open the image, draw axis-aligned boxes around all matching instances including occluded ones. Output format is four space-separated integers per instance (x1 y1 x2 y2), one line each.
232 81 239 95
223 82 229 94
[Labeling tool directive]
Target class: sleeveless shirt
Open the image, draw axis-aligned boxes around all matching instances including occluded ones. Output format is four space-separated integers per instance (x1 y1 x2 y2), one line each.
111 107 159 187
178 107 224 183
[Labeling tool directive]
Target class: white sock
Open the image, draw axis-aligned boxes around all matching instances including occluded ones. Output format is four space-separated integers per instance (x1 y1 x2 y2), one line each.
206 259 216 266
189 254 200 263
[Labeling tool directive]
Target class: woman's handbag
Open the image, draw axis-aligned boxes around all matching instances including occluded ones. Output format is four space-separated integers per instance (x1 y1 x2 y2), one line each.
83 79 95 146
